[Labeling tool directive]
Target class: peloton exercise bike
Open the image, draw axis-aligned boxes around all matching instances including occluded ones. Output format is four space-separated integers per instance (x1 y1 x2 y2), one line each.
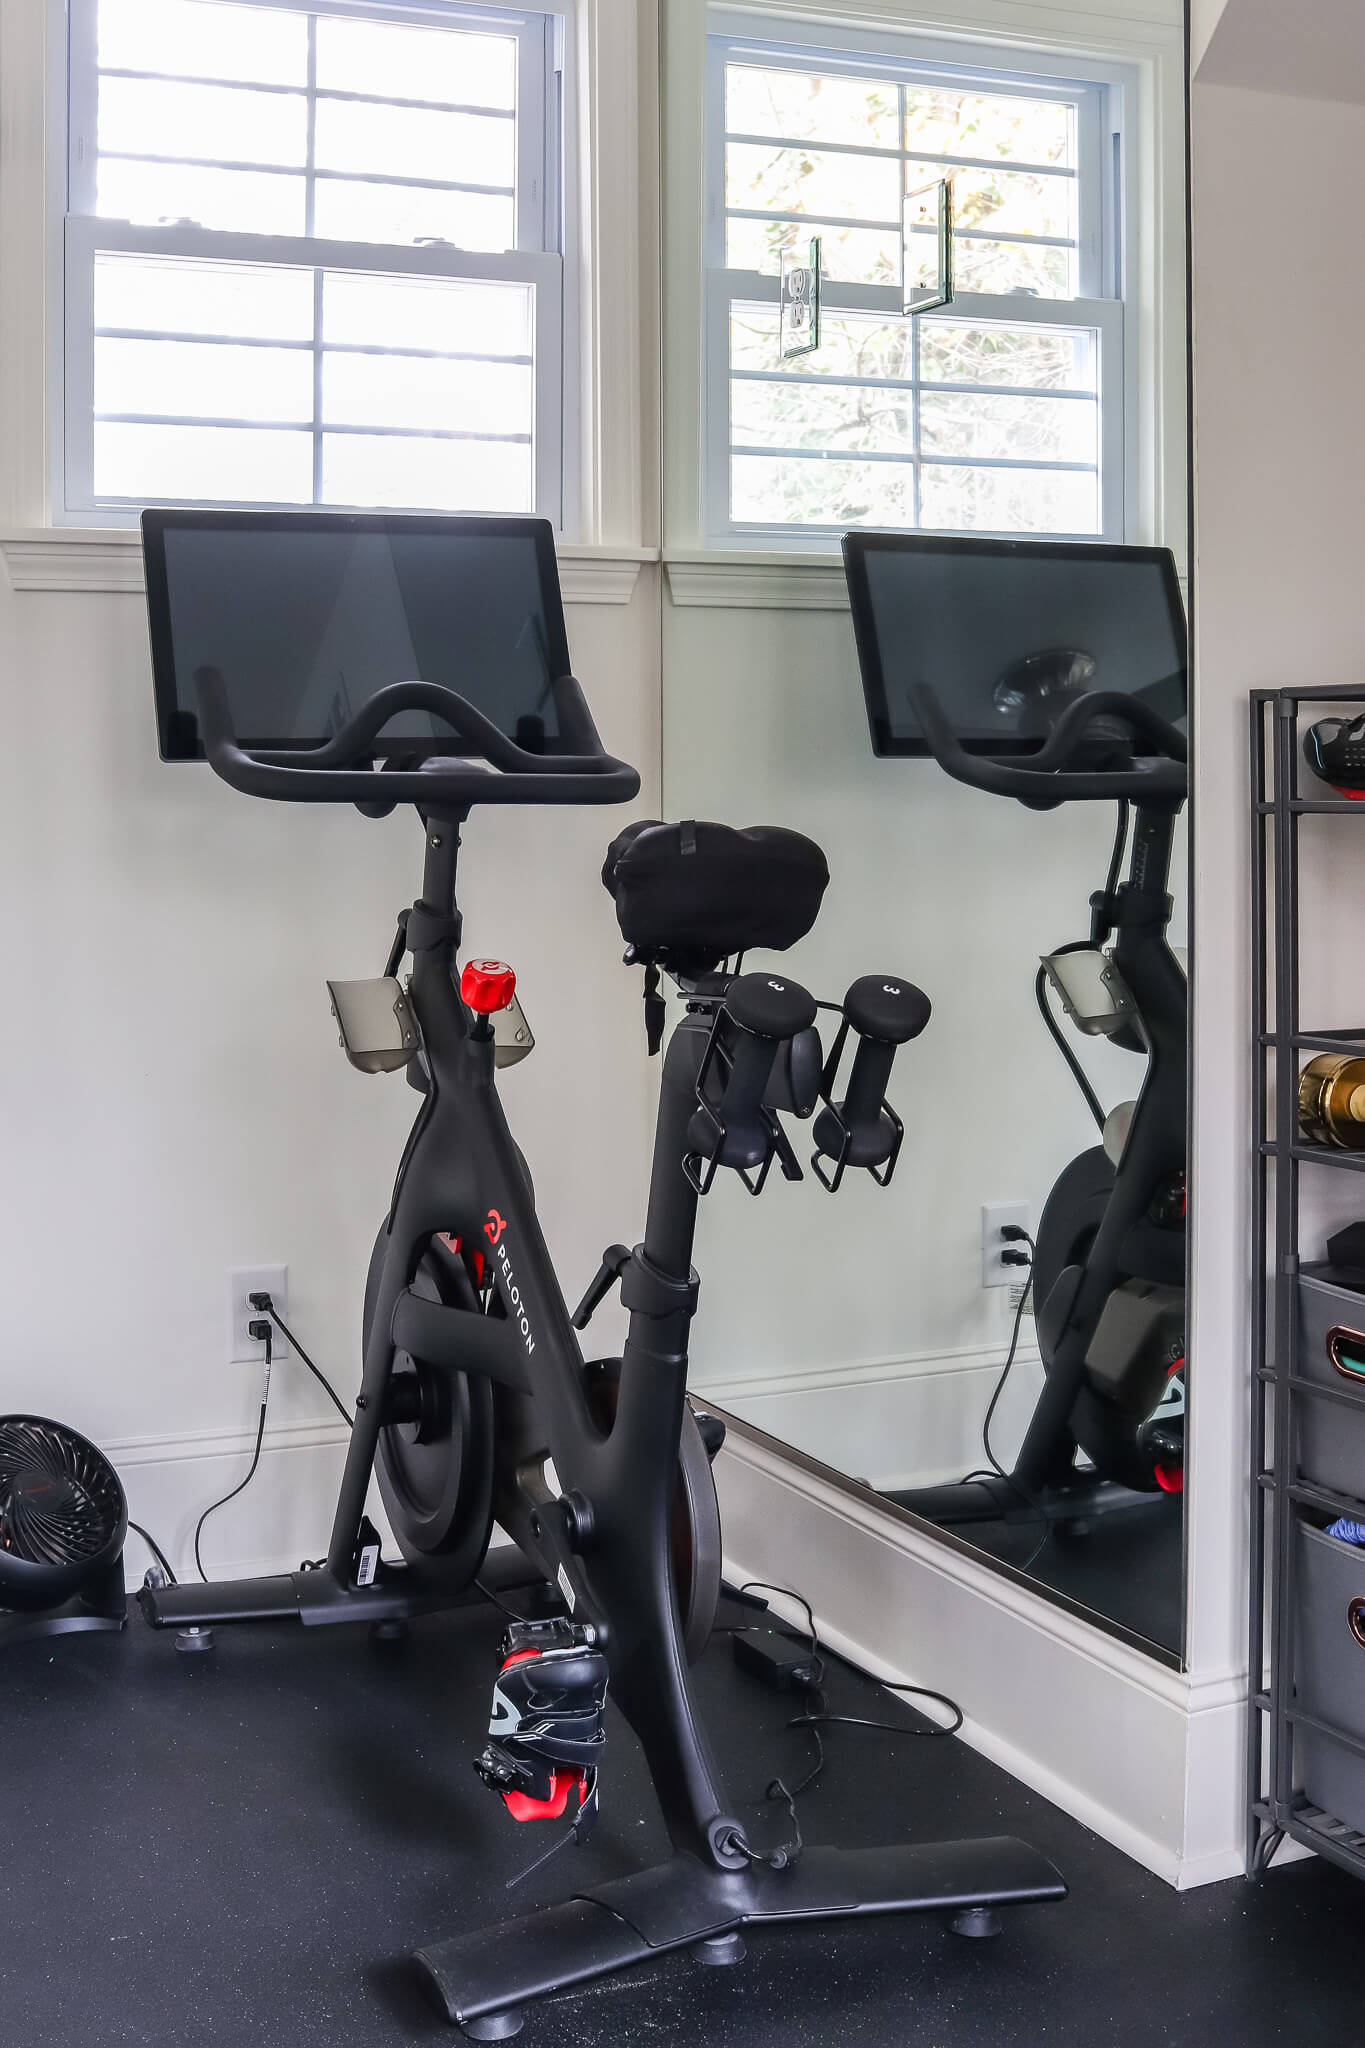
844 533 1188 1535
137 509 1063 2038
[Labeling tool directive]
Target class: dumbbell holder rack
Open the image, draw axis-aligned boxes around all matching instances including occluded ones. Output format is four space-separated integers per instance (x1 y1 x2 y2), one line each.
1249 684 1365 1880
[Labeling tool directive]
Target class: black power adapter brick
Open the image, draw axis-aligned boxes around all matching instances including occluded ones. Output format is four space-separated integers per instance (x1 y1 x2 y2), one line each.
732 1627 818 1693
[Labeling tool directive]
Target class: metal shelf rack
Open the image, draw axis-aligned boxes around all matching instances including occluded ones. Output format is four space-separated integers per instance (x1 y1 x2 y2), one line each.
1250 684 1365 1880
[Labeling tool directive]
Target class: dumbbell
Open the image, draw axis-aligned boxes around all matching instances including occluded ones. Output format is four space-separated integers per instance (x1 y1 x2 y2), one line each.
685 971 818 1195
813 974 931 1192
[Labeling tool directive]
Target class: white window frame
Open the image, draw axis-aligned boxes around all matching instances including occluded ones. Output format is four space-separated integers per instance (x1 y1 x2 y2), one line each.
60 0 570 530
703 17 1138 551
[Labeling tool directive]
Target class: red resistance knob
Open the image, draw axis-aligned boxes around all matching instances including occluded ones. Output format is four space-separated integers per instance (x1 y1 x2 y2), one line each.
460 958 517 1016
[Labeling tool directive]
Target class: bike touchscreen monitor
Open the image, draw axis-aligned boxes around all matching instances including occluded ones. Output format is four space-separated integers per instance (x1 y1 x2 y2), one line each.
843 533 1187 758
143 510 573 762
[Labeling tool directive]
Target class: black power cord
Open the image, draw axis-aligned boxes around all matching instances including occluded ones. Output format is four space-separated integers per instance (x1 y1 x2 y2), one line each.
190 1296 354 1584
731 1580 964 1868
250 1294 354 1430
1035 958 1107 1134
194 1321 273 1583
962 1229 1053 1571
127 1520 178 1586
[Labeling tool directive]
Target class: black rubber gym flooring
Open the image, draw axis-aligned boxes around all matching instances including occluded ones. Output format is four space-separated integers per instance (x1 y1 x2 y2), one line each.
1 1587 1357 2047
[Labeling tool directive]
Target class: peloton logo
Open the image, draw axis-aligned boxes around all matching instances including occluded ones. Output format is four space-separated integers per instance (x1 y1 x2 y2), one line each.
486 1209 536 1356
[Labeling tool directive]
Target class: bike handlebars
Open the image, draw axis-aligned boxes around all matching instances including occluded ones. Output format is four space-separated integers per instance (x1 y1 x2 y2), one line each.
909 683 1187 807
194 668 641 809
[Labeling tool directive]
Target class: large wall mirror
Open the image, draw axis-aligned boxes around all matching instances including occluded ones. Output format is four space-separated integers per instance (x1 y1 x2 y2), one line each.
657 0 1190 1661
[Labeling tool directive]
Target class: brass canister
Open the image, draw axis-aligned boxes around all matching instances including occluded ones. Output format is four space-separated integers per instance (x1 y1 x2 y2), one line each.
1299 1054 1365 1151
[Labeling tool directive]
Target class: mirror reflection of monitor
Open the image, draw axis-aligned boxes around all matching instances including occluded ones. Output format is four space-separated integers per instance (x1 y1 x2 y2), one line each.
143 510 573 761
843 532 1188 758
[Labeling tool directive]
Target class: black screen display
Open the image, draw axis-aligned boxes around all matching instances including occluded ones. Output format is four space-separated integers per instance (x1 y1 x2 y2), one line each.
144 511 572 760
843 534 1187 758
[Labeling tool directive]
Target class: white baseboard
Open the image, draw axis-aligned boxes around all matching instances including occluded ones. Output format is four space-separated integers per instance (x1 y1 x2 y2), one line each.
107 1417 363 1586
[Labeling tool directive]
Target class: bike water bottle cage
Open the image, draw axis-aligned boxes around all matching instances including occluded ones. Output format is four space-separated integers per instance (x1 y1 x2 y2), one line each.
1304 716 1365 797
910 684 1187 811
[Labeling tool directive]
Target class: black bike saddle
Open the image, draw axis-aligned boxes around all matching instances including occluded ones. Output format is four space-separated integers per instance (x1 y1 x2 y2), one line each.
602 819 829 968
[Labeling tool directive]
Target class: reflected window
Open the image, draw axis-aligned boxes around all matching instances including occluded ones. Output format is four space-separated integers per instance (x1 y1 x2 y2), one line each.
708 34 1130 543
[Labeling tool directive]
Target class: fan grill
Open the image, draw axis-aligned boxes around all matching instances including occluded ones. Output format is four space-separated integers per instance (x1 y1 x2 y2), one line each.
0 1419 124 1565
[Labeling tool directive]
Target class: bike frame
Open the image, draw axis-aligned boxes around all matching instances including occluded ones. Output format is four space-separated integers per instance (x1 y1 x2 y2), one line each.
146 803 1065 2036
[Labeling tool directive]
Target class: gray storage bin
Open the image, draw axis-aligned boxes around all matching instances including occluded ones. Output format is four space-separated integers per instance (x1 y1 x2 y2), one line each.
1294 1519 1365 1832
1296 1274 1365 1506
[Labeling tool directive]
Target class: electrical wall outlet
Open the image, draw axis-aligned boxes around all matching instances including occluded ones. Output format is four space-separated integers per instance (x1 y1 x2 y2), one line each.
981 1204 1030 1289
228 1266 289 1362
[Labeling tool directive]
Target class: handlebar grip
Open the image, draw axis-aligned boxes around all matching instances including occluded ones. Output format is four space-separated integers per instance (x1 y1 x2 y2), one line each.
192 667 641 809
910 682 1187 805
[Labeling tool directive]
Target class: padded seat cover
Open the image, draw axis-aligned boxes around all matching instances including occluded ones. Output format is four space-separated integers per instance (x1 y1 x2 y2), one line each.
602 819 829 963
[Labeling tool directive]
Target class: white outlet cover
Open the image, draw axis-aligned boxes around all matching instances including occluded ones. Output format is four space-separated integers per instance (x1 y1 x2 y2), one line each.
229 1265 289 1362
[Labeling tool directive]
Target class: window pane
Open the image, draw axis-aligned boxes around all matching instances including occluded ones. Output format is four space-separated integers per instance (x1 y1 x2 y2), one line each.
732 379 913 454
731 306 915 381
314 100 514 189
323 355 531 437
95 337 312 423
954 237 1074 296
920 391 1096 463
93 421 312 501
312 180 513 252
911 162 1076 242
727 142 899 224
315 18 516 109
905 89 1075 167
97 0 308 87
731 453 915 526
99 77 307 166
919 321 1095 391
726 65 900 149
97 158 305 234
726 216 898 284
323 273 530 357
919 463 1097 532
95 254 315 341
321 434 531 512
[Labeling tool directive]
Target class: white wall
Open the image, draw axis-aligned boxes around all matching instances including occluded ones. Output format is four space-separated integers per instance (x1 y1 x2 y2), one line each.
0 568 661 1582
1184 78 1365 1859
1194 0 1365 103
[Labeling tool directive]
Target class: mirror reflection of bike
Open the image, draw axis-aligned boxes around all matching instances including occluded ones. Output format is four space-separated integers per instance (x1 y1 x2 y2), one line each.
846 534 1188 1633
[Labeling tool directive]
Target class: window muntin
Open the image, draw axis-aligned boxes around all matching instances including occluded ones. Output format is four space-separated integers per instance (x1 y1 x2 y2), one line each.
64 0 563 525
708 37 1122 545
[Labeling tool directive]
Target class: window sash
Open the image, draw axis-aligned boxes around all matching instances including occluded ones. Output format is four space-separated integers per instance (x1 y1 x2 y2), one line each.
64 215 563 520
706 277 1122 548
62 0 565 526
68 0 556 255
